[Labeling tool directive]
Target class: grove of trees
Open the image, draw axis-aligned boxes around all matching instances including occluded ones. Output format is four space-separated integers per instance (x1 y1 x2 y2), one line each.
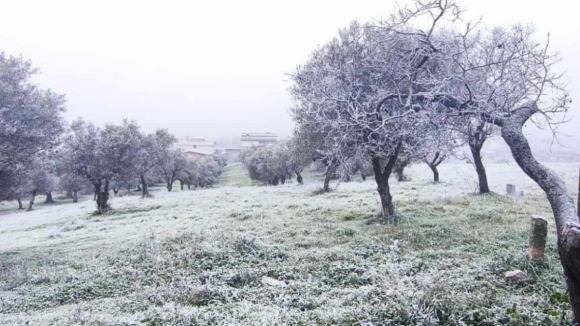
286 0 580 320
0 53 225 213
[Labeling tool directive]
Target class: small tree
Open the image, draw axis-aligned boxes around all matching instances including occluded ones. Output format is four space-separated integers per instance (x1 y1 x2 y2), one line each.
158 149 188 192
23 159 57 211
134 129 176 197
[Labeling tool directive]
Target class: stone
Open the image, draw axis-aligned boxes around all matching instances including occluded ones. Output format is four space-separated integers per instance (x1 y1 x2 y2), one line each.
261 276 287 288
528 215 548 262
504 270 528 283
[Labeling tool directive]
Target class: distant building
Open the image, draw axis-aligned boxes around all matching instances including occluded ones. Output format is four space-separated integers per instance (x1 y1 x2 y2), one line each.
240 132 277 149
176 137 216 158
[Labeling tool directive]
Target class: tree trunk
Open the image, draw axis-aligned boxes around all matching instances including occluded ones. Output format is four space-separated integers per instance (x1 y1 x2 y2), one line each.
140 174 149 198
429 164 440 182
344 174 351 182
45 192 55 204
180 180 184 190
95 181 110 213
498 105 580 323
66 190 72 198
27 189 37 211
361 173 366 181
323 160 338 192
295 170 304 185
323 173 332 192
371 143 401 220
281 176 286 185
470 142 490 193
72 190 78 203
272 176 280 186
187 183 191 190
166 180 173 192
394 159 409 182
395 166 406 182
93 191 97 201
372 157 394 219
17 198 23 210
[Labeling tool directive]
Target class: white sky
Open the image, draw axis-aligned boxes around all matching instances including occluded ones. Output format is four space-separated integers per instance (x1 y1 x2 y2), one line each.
0 0 578 146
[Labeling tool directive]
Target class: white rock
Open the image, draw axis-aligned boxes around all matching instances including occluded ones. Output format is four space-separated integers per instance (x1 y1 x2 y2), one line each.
504 270 528 283
261 276 287 288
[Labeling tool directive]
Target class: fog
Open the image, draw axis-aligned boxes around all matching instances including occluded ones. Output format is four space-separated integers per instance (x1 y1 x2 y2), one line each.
0 0 578 149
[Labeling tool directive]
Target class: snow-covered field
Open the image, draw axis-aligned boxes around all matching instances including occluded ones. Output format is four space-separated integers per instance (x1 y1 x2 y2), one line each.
0 162 579 325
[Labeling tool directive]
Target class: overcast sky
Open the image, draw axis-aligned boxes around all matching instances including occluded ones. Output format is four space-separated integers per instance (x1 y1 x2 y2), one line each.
0 0 578 147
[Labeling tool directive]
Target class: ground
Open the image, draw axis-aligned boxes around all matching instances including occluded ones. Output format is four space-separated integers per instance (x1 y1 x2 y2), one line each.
0 162 579 325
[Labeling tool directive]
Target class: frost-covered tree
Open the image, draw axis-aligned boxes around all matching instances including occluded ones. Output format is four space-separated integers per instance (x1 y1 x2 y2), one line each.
134 129 176 197
289 129 320 185
157 149 188 192
291 11 451 215
0 164 29 209
61 119 142 212
0 53 66 175
197 157 221 188
241 143 294 186
290 9 579 318
23 159 57 211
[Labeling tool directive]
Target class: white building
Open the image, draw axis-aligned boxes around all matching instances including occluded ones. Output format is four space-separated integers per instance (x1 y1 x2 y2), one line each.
176 137 216 158
240 132 277 149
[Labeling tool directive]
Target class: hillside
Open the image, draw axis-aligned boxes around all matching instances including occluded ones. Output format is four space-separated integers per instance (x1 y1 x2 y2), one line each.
0 162 579 325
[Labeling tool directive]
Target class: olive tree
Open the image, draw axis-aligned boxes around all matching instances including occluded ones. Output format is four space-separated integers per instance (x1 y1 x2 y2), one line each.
0 53 66 175
23 158 57 211
157 149 188 192
61 119 142 212
291 5 453 216
134 129 176 197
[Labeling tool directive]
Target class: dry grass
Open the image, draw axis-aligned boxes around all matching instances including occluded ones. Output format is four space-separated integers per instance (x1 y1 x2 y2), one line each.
0 162 578 325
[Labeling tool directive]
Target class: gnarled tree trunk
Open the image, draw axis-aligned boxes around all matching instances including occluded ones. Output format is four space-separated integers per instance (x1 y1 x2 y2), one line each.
498 104 580 323
17 198 23 209
470 142 489 193
394 158 410 182
95 181 110 213
166 180 173 192
372 143 401 220
45 192 55 204
426 152 445 183
27 189 37 211
429 165 439 182
295 169 304 185
322 159 338 192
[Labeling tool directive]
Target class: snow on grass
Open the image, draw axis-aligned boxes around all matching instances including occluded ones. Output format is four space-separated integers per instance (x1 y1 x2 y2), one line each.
0 162 578 325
